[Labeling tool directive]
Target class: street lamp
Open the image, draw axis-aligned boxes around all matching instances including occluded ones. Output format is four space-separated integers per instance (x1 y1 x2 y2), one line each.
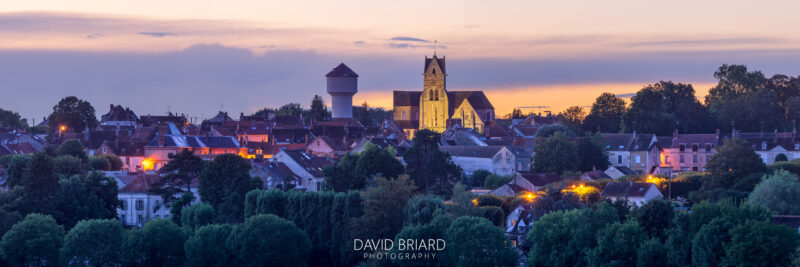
58 125 66 138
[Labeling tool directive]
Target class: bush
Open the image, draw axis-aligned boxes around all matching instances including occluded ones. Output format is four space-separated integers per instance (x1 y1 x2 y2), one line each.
0 214 64 266
226 214 311 266
88 156 111 171
181 203 215 231
59 219 124 266
184 224 234 267
484 174 513 189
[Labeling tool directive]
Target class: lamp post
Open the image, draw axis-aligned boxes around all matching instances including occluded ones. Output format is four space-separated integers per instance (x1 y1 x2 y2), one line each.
58 125 66 138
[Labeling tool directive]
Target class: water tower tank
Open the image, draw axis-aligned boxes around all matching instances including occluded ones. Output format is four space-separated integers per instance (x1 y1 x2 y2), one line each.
326 63 359 119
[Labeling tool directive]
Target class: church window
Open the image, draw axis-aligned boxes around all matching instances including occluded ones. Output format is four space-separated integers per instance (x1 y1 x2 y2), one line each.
434 90 439 101
429 90 434 101
432 69 436 74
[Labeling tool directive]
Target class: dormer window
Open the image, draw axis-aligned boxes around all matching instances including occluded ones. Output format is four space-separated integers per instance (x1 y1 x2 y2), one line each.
762 142 767 150
705 144 711 152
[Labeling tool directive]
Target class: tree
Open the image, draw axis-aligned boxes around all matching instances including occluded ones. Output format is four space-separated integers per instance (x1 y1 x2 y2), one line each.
527 204 620 267
88 156 111 171
122 219 188 267
722 220 800 267
702 139 766 190
323 153 363 192
0 214 64 266
583 92 626 133
622 86 677 135
692 217 736 267
275 103 303 117
170 192 194 225
483 174 513 189
226 214 311 267
631 199 673 239
587 221 647 267
309 95 330 122
104 155 124 171
351 175 416 240
510 108 525 119
356 101 372 127
443 216 518 267
48 96 97 132
557 106 585 134
785 96 800 123
59 219 124 266
469 169 491 188
392 214 453 267
181 203 215 231
403 195 446 226
198 154 259 223
0 108 27 129
577 133 610 172
18 152 60 215
57 173 119 228
704 64 767 113
636 238 669 267
404 129 462 196
150 149 204 209
716 88 783 132
57 139 88 162
533 131 578 174
184 224 234 267
354 142 405 180
534 124 575 138
53 155 85 178
747 170 800 215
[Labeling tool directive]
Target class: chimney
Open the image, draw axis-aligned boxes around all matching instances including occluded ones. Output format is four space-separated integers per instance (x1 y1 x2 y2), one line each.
672 129 678 139
157 132 165 147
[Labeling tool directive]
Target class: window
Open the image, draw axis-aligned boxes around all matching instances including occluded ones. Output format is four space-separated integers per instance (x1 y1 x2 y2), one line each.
429 90 434 100
692 166 698 172
635 155 641 164
155 200 161 208
135 200 144 211
795 144 800 150
432 69 436 74
120 215 126 223
402 111 406 120
762 142 767 150
692 144 698 152
679 144 685 152
692 155 698 163
617 155 622 164
706 144 712 152
137 215 143 225
706 155 710 161
434 90 439 101
102 146 107 153
665 156 670 164
120 200 127 211
680 155 685 163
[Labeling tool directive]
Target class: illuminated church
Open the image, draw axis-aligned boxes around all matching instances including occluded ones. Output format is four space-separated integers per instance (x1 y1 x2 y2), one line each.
393 55 495 137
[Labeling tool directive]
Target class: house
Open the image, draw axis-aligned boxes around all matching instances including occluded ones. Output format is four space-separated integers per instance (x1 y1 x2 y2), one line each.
439 146 530 176
604 166 636 180
721 130 800 164
657 129 719 173
116 173 200 226
307 136 350 158
506 203 535 247
144 134 246 170
600 182 662 206
270 150 336 192
100 104 138 127
440 126 488 146
491 172 562 196
250 161 301 190
580 170 611 181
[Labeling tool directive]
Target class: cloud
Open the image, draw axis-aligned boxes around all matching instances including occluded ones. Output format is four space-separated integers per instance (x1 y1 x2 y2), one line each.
616 93 636 98
390 36 430 43
353 40 367 47
628 37 785 47
137 32 177 37
386 43 447 49
85 33 103 39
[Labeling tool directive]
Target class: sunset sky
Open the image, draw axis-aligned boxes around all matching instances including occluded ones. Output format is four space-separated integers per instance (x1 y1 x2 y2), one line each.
3 0 800 122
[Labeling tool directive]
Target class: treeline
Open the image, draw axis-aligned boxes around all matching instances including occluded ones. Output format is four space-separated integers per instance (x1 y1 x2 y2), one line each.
516 64 800 135
527 199 799 267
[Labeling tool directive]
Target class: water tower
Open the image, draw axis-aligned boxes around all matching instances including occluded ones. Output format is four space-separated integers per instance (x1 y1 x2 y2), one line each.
326 63 359 119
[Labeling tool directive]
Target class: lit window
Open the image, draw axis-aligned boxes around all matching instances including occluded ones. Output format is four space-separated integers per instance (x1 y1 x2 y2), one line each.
635 155 641 164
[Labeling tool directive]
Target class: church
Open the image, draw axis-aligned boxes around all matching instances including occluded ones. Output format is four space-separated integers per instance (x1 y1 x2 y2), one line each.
393 55 495 137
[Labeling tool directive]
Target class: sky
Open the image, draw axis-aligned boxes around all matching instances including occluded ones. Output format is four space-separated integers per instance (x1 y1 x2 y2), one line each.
2 0 800 123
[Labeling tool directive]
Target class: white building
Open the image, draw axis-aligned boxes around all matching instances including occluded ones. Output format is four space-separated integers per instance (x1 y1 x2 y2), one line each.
600 182 663 206
116 173 199 227
439 146 530 176
271 150 335 192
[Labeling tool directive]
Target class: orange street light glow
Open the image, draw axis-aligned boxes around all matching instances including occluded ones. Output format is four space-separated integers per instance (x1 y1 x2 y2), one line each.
141 159 154 171
472 198 478 206
59 125 66 131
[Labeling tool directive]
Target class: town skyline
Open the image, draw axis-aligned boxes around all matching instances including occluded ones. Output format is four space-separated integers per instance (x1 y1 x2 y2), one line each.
5 1 800 121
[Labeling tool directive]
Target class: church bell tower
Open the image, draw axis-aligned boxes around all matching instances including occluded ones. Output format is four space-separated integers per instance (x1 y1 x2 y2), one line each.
419 55 448 132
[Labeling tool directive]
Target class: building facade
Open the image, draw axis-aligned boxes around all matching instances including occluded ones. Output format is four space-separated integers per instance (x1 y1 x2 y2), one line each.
393 55 495 137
